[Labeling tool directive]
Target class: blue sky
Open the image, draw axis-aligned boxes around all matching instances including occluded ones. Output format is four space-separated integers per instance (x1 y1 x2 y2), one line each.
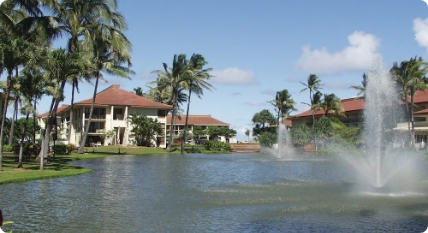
36 0 428 141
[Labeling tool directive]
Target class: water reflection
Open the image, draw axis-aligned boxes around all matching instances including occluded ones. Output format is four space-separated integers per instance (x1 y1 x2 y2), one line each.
0 154 427 232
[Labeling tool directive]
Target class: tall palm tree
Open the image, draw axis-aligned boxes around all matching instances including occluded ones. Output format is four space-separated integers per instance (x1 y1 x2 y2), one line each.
300 74 322 126
77 25 133 154
152 54 191 152
390 56 428 147
39 48 86 169
180 54 214 153
270 89 296 125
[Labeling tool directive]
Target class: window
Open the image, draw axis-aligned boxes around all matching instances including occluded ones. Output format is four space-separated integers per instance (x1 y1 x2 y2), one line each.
158 110 166 118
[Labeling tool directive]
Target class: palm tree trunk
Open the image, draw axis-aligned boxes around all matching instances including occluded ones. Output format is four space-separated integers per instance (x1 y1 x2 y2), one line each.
181 89 192 153
0 74 12 170
410 91 416 149
33 98 37 143
68 82 75 143
17 112 30 168
8 97 18 146
78 75 99 154
166 92 177 152
40 81 67 169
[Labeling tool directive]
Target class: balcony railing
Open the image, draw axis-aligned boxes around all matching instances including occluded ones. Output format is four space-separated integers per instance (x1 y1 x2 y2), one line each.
89 127 105 133
85 115 106 119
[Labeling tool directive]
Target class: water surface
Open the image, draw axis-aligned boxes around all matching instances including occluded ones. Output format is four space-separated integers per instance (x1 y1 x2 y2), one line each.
1 154 428 232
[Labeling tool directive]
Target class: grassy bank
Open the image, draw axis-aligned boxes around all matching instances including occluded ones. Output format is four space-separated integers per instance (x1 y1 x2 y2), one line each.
0 146 177 185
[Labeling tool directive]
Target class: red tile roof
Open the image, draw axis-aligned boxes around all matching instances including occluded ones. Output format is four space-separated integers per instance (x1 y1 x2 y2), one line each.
37 104 70 118
167 115 229 126
293 97 365 118
75 85 172 109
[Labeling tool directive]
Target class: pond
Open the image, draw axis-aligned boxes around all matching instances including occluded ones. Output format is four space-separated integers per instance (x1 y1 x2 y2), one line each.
1 153 428 232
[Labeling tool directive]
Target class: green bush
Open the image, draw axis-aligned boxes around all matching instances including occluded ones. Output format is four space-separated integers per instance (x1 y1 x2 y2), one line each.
203 141 231 151
66 143 75 153
52 144 67 155
12 143 40 157
3 144 13 152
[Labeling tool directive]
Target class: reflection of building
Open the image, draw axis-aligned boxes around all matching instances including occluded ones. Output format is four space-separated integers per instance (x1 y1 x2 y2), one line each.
291 91 428 146
166 115 235 143
37 85 172 147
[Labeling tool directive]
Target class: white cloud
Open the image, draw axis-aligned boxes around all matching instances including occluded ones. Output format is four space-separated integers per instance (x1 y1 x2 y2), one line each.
413 18 428 53
211 67 257 85
294 31 381 74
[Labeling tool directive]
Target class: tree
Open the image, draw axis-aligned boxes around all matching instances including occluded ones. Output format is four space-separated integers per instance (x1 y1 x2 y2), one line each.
39 48 86 169
269 89 296 125
128 113 163 147
77 14 133 154
132 87 144 96
245 128 250 142
181 54 214 153
251 109 276 136
390 56 428 148
152 54 191 152
300 74 322 124
319 93 345 117
349 73 368 98
192 125 206 142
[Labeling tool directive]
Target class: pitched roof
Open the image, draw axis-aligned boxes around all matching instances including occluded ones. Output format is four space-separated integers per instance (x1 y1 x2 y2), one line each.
74 85 172 109
293 97 365 118
167 115 229 126
37 104 70 118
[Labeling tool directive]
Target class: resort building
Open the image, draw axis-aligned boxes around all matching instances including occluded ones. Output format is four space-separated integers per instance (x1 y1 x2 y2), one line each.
37 85 173 148
291 90 428 145
166 115 236 143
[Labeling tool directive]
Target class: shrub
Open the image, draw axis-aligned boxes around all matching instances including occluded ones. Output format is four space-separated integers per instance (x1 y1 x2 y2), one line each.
12 143 40 157
66 143 75 153
203 141 231 151
3 144 13 152
52 144 67 155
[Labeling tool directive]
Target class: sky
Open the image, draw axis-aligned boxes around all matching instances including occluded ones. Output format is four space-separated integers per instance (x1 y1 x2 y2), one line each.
34 0 428 141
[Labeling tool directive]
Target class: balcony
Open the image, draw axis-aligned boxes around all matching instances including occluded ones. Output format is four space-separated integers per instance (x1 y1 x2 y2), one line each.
89 127 105 133
85 115 106 120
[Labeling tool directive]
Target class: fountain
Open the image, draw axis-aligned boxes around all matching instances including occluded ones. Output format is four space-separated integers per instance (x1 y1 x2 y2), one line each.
267 124 295 159
340 57 425 194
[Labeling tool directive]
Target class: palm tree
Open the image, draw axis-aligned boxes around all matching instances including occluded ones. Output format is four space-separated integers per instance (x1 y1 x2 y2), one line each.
390 56 428 147
270 89 296 125
0 35 40 170
349 73 368 98
39 48 86 169
77 25 133 154
132 87 144 96
152 54 191 152
319 93 345 117
180 54 214 153
300 74 322 126
51 0 126 146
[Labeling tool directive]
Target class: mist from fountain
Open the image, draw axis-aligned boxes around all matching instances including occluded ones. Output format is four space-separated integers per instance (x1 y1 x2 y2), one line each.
340 57 424 194
267 124 295 159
